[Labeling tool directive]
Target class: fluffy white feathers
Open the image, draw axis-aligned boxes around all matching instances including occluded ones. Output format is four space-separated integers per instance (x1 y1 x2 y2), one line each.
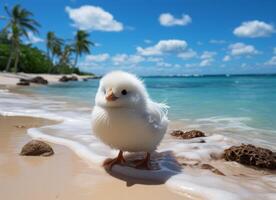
91 71 169 152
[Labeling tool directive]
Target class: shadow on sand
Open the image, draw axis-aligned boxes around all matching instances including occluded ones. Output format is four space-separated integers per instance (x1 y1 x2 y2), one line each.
104 151 182 186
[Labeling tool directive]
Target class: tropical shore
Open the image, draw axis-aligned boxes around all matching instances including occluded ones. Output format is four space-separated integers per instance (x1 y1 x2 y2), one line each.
0 78 276 200
0 115 191 200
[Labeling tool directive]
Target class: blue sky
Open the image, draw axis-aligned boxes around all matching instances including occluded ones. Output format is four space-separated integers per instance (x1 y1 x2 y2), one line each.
1 0 276 75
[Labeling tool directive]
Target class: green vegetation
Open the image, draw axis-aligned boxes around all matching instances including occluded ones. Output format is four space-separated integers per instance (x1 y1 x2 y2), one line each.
0 4 94 75
3 4 40 72
46 31 63 64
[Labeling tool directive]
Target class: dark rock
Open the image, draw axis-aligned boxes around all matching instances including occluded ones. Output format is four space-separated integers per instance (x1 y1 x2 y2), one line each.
59 76 69 82
171 129 206 139
19 78 29 82
17 79 30 86
30 76 48 85
200 164 225 176
17 76 48 85
59 75 78 82
224 144 276 170
20 140 54 156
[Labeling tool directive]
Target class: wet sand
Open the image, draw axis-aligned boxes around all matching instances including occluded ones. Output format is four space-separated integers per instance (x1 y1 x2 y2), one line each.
0 116 191 200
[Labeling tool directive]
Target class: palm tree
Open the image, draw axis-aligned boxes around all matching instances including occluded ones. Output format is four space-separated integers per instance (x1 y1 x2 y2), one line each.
46 31 55 60
3 4 40 72
46 31 63 63
59 44 74 66
73 30 93 67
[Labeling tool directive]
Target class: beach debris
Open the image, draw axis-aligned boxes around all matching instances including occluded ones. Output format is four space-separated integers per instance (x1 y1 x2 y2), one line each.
178 157 225 176
179 159 200 167
20 140 54 156
17 79 30 86
15 125 26 128
59 75 78 82
200 164 225 176
18 76 48 85
224 144 276 170
170 129 206 139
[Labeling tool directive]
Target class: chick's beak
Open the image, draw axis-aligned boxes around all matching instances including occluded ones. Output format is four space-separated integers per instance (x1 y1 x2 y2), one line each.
105 89 118 101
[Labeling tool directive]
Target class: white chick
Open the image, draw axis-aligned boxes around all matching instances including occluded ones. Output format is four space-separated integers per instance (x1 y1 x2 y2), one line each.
91 71 168 169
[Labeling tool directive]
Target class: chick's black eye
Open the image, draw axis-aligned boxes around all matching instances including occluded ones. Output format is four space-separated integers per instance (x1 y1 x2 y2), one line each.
121 89 127 95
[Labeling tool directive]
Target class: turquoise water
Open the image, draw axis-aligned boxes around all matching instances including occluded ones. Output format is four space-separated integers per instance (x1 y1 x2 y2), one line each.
24 75 276 130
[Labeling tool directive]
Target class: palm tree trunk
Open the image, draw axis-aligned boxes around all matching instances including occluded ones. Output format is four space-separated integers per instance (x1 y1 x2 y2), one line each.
47 48 50 60
5 52 13 72
5 41 15 72
13 50 19 73
51 54 55 65
74 54 78 67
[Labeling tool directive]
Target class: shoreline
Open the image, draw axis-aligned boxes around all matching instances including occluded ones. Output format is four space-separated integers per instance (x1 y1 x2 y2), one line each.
0 72 96 87
0 115 190 200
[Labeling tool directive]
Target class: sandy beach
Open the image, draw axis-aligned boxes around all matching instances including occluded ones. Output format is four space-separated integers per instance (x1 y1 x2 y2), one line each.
0 115 191 200
0 72 95 86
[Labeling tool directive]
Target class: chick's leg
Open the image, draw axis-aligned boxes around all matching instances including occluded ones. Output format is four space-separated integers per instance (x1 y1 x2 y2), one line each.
135 152 151 170
103 150 125 169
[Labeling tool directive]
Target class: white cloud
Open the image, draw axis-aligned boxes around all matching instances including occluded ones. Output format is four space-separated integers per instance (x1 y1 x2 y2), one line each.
199 59 212 67
112 54 144 65
200 51 216 59
209 39 226 44
233 20 275 38
223 43 259 62
137 39 187 56
228 42 259 56
146 57 163 62
199 51 216 67
128 55 145 64
177 49 197 60
156 62 180 68
65 5 123 32
265 56 276 66
223 55 231 62
26 32 43 44
85 53 110 62
159 13 191 27
112 54 128 65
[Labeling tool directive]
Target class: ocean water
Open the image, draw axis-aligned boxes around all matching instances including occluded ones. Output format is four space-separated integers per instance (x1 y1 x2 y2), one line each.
23 74 276 130
1 74 276 200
